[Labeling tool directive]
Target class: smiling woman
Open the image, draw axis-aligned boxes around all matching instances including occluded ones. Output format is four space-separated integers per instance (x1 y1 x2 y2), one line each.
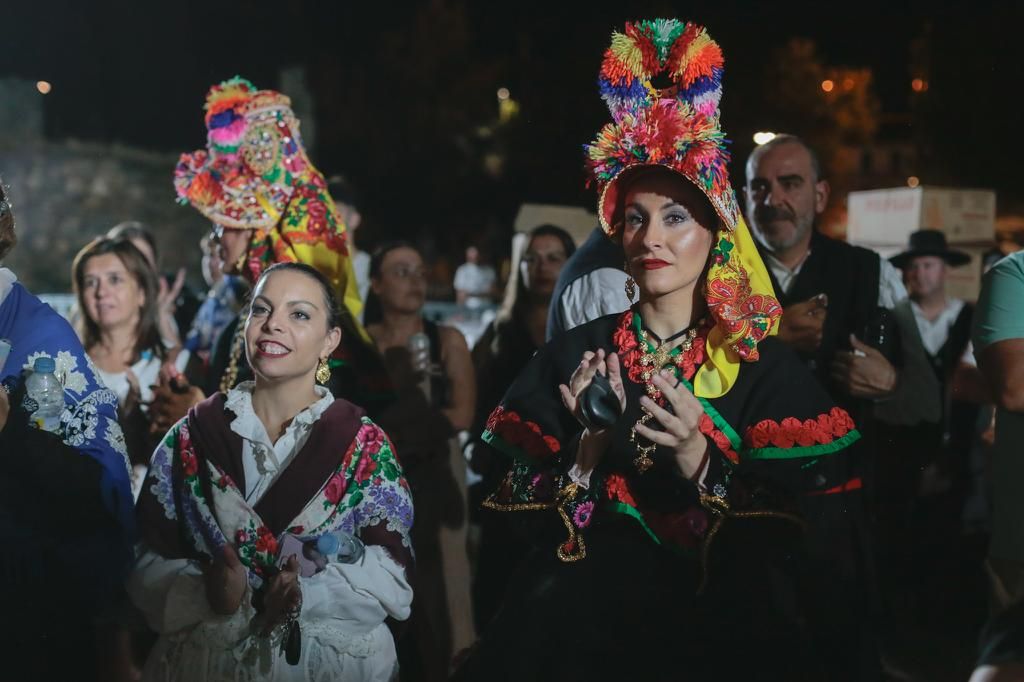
129 261 414 681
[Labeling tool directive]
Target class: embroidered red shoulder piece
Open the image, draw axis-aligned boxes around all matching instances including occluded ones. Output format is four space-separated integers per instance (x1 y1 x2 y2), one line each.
743 407 856 449
485 406 561 459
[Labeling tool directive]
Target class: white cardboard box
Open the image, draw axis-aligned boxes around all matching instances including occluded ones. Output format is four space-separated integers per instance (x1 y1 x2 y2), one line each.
847 187 996 246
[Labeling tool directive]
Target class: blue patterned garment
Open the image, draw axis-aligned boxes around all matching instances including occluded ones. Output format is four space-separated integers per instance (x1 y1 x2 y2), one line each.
184 275 247 355
0 277 134 536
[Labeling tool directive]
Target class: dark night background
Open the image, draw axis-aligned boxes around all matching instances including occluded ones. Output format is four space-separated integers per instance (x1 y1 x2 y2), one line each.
1 0 1020 291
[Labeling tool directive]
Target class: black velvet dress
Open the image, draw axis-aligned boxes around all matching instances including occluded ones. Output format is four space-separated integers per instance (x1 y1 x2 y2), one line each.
453 311 868 681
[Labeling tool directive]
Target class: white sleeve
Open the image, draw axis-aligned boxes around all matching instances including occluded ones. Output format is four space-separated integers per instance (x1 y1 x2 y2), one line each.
298 545 414 627
126 547 216 634
878 259 908 309
453 265 470 292
961 340 977 367
560 268 631 332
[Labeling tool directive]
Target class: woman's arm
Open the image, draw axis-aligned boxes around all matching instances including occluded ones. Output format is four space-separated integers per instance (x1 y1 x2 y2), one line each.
441 325 476 432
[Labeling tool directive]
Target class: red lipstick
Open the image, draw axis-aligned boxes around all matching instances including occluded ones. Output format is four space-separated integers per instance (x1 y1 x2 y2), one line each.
640 258 670 270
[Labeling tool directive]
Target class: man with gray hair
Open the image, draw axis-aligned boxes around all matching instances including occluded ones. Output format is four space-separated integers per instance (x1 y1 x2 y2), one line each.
744 134 940 681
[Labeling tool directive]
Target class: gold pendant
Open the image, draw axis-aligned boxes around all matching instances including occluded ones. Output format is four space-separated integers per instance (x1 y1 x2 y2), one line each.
633 447 655 473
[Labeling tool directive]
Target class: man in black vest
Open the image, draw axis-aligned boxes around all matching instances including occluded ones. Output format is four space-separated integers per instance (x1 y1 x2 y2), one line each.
744 134 907 411
744 134 912 681
546 226 629 341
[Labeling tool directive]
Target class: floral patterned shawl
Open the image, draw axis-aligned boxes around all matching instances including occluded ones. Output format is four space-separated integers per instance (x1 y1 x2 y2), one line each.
136 393 413 588
0 278 134 536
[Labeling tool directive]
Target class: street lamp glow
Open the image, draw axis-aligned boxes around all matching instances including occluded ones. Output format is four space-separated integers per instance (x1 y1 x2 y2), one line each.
821 79 834 92
36 81 51 95
753 131 777 146
497 87 510 101
907 176 920 188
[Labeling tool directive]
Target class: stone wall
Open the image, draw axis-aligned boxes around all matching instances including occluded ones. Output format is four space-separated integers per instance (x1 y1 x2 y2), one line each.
2 138 210 294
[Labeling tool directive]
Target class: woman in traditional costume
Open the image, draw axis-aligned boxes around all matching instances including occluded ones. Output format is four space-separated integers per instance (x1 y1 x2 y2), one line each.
151 77 392 434
129 262 413 681
454 19 865 681
0 181 135 680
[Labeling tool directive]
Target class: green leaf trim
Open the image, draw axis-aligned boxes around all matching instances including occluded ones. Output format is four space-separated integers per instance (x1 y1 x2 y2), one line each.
607 502 695 556
482 428 528 462
677 376 743 453
744 430 862 460
608 501 660 544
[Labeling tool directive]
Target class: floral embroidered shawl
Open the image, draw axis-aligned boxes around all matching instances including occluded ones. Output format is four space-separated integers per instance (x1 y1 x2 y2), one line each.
136 393 413 587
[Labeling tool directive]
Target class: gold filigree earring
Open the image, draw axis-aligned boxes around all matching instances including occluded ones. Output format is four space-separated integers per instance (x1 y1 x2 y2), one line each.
624 261 636 301
315 358 331 384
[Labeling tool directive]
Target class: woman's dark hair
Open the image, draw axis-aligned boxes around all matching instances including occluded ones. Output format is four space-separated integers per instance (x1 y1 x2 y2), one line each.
255 262 343 330
72 236 163 360
107 221 159 266
363 240 421 326
496 224 576 326
0 182 15 262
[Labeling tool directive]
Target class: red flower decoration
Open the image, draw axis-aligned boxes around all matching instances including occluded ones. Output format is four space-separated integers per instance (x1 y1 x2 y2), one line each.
605 473 637 507
612 318 638 352
323 472 347 504
359 424 386 457
254 527 278 556
485 406 560 459
829 407 856 436
354 454 378 484
743 408 856 450
181 449 199 478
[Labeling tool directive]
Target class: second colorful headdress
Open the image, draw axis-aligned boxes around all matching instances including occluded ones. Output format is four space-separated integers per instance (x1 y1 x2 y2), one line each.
584 19 782 398
173 77 362 322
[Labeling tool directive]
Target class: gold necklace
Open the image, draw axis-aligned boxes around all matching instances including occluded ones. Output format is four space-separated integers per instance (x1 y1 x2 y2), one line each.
629 324 701 473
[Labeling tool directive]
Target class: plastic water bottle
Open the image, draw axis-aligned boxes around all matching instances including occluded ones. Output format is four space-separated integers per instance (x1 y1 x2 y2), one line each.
26 356 64 433
315 531 365 565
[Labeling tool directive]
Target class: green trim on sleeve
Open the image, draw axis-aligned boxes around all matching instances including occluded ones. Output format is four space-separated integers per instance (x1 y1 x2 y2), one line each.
481 428 526 462
743 429 861 460
608 501 662 544
678 376 743 452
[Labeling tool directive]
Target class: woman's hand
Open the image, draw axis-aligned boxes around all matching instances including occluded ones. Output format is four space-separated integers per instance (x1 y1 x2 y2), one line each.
559 349 626 472
260 555 302 635
202 544 248 616
123 369 143 416
635 370 709 479
149 373 205 434
157 269 185 347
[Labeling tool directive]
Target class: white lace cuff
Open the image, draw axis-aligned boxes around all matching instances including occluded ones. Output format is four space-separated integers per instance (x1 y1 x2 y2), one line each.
568 463 593 490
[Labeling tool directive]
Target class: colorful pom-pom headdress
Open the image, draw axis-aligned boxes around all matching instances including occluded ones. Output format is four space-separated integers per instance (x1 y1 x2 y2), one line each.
174 76 362 323
584 19 782 399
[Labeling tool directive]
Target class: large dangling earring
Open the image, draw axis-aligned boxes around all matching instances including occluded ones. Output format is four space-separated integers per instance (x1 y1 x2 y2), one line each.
234 249 247 274
624 260 636 301
316 358 331 384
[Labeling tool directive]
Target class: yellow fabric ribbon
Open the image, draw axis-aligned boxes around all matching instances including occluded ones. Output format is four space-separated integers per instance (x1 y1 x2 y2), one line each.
695 216 782 399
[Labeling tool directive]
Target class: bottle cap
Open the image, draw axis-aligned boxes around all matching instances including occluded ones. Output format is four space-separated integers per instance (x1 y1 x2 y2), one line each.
32 356 56 374
316 533 340 555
